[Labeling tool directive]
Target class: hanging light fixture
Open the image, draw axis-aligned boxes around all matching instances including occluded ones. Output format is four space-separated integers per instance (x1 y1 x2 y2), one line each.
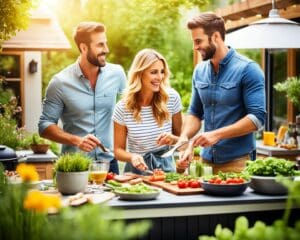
225 0 300 131
225 1 300 49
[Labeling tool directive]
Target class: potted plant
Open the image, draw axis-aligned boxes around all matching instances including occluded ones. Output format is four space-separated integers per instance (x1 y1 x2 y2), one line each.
274 76 300 110
54 152 91 195
29 133 51 154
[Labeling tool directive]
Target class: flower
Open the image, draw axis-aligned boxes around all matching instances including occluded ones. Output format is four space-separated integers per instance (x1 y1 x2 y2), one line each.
16 163 39 182
24 190 61 212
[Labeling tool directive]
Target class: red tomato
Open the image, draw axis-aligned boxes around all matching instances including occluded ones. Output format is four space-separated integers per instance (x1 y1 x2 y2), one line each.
190 180 201 188
235 178 244 183
177 180 188 188
226 178 233 184
153 169 165 175
214 178 222 184
148 176 155 182
149 175 165 182
106 172 115 181
208 179 215 184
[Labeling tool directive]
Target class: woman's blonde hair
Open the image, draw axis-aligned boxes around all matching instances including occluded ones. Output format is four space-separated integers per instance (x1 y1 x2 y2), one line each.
124 49 171 126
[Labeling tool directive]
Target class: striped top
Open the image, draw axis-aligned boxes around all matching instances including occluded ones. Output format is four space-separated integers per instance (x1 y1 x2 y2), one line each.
113 88 182 155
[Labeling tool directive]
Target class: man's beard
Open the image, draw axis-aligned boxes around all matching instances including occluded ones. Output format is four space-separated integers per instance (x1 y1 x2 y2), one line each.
87 47 106 67
201 38 216 61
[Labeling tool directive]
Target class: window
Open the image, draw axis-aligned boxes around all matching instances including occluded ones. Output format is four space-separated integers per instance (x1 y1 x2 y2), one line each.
0 52 24 126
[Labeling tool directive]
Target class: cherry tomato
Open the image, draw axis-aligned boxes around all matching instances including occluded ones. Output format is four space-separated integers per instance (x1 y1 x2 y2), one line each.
214 178 222 184
226 178 233 184
106 172 115 181
177 180 188 188
190 180 201 188
148 175 165 182
208 179 216 184
235 178 244 183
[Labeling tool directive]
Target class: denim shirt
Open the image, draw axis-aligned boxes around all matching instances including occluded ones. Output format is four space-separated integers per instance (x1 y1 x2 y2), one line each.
188 47 266 163
38 60 126 161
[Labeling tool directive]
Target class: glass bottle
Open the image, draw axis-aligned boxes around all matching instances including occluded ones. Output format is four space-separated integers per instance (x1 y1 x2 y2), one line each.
291 123 298 146
284 123 293 144
296 123 300 148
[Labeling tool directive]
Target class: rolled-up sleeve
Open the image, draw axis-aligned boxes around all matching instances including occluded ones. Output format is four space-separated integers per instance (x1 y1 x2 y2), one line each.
38 76 64 135
242 62 266 130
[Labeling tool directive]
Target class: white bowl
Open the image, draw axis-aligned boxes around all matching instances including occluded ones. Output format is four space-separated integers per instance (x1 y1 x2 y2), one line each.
250 176 291 195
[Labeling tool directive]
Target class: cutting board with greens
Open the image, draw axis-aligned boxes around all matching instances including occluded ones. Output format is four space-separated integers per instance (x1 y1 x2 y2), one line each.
143 172 204 195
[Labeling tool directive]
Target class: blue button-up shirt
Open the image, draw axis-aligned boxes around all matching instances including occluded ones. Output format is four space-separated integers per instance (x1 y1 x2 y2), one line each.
188 47 266 163
38 60 126 161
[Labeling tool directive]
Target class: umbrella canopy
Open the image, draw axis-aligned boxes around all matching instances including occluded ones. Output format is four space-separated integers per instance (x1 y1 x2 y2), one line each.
225 9 300 49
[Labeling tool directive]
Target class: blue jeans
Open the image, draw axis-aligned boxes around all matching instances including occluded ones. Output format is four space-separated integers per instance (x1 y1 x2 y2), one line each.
109 158 119 174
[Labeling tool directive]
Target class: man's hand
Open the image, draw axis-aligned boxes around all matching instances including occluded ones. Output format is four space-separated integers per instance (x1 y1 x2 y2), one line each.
77 134 101 152
131 154 148 171
193 131 220 148
177 141 194 169
156 132 178 146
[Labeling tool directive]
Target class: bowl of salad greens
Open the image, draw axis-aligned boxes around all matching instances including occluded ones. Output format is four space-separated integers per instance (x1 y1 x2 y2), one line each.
201 172 250 196
113 183 160 201
245 157 300 195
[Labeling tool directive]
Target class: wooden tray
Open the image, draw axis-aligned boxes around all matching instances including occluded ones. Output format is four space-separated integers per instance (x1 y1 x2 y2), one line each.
143 178 204 195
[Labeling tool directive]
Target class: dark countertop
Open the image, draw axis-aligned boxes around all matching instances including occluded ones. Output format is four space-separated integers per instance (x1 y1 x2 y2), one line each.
17 150 57 163
108 188 289 219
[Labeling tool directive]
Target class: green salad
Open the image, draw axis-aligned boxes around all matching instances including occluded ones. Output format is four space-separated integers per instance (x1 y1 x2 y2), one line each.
114 183 158 194
245 157 300 177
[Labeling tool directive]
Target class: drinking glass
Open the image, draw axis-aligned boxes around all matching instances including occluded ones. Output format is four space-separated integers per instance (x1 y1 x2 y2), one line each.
89 161 109 193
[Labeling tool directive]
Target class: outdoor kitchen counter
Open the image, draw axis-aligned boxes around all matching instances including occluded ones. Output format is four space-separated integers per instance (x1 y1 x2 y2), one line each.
108 187 289 219
17 150 57 179
108 188 299 240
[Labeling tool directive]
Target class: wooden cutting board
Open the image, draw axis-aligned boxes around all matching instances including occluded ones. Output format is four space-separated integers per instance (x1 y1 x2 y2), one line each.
143 178 204 195
43 189 115 206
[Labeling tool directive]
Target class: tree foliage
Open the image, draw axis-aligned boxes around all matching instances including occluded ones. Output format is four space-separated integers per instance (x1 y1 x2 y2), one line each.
43 0 208 110
0 0 36 47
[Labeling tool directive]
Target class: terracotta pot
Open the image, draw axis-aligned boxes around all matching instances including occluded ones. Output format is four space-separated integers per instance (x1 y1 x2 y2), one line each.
30 144 50 154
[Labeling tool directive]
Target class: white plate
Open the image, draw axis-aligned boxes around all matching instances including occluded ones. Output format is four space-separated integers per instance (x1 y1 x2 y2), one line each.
114 189 160 201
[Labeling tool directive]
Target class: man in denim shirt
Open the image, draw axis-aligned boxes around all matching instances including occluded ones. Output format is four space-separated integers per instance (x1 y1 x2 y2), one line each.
178 13 266 173
38 22 126 173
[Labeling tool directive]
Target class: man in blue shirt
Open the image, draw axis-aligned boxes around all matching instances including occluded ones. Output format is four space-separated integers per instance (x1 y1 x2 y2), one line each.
178 13 266 173
38 22 126 173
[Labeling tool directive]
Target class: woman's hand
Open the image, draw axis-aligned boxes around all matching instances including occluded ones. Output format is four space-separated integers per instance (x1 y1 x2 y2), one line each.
156 132 178 146
131 154 148 171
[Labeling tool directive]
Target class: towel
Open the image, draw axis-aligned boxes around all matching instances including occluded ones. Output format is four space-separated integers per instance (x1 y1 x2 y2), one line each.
124 146 175 175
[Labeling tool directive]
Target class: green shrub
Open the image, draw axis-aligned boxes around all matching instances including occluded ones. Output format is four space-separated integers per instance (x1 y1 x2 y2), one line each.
274 76 300 109
54 152 91 172
0 164 151 240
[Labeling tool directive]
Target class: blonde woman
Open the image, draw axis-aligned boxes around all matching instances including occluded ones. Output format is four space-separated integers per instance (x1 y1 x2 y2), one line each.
113 49 183 174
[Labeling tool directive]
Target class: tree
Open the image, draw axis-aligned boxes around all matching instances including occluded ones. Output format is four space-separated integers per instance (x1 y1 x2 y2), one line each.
44 0 207 110
0 0 36 47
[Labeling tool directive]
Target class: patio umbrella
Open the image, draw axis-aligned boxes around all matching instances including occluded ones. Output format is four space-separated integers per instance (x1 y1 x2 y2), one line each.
225 0 300 131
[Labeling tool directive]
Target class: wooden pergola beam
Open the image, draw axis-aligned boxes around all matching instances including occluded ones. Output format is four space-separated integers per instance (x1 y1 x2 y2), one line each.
215 0 299 21
224 4 300 31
